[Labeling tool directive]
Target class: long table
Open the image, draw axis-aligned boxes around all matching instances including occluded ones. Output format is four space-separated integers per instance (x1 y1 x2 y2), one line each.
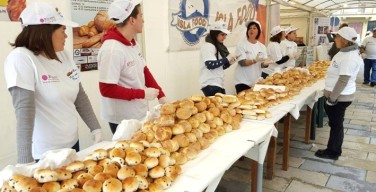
76 121 276 192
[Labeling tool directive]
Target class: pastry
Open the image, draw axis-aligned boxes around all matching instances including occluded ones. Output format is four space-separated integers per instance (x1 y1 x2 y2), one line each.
149 166 165 179
121 177 138 192
102 178 122 192
33 169 58 183
117 166 136 180
82 179 102 192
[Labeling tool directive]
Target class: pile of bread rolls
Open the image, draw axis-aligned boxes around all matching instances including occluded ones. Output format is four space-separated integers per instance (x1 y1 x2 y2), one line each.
307 60 331 79
2 96 244 192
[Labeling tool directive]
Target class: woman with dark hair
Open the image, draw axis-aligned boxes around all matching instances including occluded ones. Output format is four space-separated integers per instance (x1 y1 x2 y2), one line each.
315 27 362 160
199 20 237 96
280 26 301 68
234 20 269 93
4 2 102 164
264 25 294 76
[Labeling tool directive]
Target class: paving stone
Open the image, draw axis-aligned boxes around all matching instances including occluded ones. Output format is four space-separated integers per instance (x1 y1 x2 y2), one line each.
368 153 376 161
263 176 290 191
262 188 279 192
273 165 329 186
326 175 376 192
350 119 372 126
300 159 366 181
285 180 336 192
335 157 376 172
340 148 368 160
344 123 371 131
366 171 376 184
289 140 312 150
276 154 305 168
215 178 251 192
342 141 376 154
371 138 376 145
346 129 375 137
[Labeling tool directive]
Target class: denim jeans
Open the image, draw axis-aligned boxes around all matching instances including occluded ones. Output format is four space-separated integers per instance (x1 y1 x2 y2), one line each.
364 59 376 83
201 85 225 97
324 100 352 156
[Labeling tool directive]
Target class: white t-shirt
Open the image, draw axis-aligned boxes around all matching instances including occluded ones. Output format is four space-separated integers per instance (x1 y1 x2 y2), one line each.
280 39 297 68
200 42 225 88
361 36 376 59
325 49 362 95
4 47 80 159
265 41 285 73
98 39 148 124
234 40 267 86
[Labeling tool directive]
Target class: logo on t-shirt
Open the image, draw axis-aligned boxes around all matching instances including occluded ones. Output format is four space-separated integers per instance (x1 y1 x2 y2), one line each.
67 68 79 80
41 74 59 83
332 61 338 68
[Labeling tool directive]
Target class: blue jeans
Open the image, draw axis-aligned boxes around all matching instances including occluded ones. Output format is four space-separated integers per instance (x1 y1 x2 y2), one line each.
364 59 376 83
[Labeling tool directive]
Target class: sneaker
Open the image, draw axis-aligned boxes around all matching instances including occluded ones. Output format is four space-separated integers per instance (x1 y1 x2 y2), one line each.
371 83 376 87
362 82 369 85
314 149 339 160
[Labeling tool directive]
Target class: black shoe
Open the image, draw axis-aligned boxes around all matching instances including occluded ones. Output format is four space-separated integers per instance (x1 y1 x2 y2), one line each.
371 83 376 87
362 82 369 85
314 149 339 160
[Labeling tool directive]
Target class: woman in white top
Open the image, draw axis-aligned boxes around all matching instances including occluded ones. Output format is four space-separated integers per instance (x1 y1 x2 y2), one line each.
234 20 268 93
280 27 300 68
4 2 102 164
200 20 237 96
264 26 294 77
315 27 362 160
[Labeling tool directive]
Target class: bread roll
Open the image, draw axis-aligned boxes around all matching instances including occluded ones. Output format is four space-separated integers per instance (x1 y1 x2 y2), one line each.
148 183 163 192
93 173 113 183
154 176 172 190
98 158 112 167
125 152 142 166
193 113 206 123
149 166 165 179
55 169 72 181
117 166 135 180
76 173 94 188
179 99 195 108
170 152 187 165
34 169 58 183
114 140 129 150
188 117 200 128
61 179 79 190
194 101 207 112
102 178 122 192
110 157 125 167
178 120 192 133
165 165 181 181
184 132 197 143
157 115 175 126
129 141 144 152
130 131 147 142
155 126 172 141
158 154 171 168
160 103 176 115
172 134 190 148
132 164 148 177
91 149 108 161
94 11 115 32
31 187 47 192
109 148 125 159
176 107 192 120
191 128 203 139
121 177 138 192
88 165 104 176
14 177 39 192
172 123 185 135
198 123 210 133
144 157 159 169
82 179 102 192
144 147 161 158
161 139 179 152
198 137 210 149
134 175 149 190
191 95 203 102
72 171 86 179
208 107 220 117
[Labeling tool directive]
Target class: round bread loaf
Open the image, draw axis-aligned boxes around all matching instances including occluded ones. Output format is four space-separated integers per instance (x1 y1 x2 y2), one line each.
93 173 113 183
109 148 125 159
76 173 94 188
15 177 39 192
42 181 60 191
194 101 207 112
184 132 197 143
103 163 120 178
158 154 171 168
61 178 79 190
30 187 47 192
191 128 203 139
154 176 172 190
132 164 148 178
176 107 192 120
144 147 161 158
149 166 165 179
34 169 58 183
117 166 135 180
160 103 176 115
148 183 163 192
161 139 179 152
55 169 72 181
135 175 149 190
172 124 185 135
88 165 104 176
198 123 211 133
121 177 138 192
155 127 172 141
170 152 187 165
144 157 159 169
102 178 122 192
82 179 102 192
172 134 190 148
114 141 129 149
191 95 203 102
91 149 108 160
188 117 200 128
157 115 175 126
125 152 142 166
110 157 125 167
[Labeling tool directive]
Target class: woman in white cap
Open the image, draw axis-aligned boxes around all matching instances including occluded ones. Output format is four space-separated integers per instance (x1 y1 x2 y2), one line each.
4 2 103 164
315 27 362 160
200 20 237 96
98 0 167 134
233 20 268 93
264 25 293 76
280 26 301 68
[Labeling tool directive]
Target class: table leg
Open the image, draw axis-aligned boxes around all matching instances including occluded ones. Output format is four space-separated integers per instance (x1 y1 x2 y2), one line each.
305 106 312 144
310 102 318 140
266 136 276 179
317 96 325 128
251 160 258 192
282 114 291 171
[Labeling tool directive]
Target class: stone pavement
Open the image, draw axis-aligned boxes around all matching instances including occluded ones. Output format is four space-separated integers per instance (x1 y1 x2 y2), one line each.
215 83 376 192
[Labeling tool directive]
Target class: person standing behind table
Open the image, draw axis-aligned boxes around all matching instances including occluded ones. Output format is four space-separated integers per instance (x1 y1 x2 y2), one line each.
360 27 376 87
4 2 103 164
280 26 301 68
98 0 167 134
200 20 238 96
327 23 348 60
315 27 362 160
264 26 293 77
234 20 269 94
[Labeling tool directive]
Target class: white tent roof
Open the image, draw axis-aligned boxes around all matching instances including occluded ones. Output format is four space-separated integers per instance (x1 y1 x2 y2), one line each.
276 0 376 16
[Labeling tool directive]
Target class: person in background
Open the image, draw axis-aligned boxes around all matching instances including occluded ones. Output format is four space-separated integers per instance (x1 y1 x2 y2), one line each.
327 23 348 60
264 26 294 77
315 27 362 160
98 0 167 134
234 20 268 93
200 20 237 96
360 27 376 87
280 26 301 68
4 2 103 164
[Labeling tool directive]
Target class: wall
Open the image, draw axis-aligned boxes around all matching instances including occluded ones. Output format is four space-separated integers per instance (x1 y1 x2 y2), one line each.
0 0 239 169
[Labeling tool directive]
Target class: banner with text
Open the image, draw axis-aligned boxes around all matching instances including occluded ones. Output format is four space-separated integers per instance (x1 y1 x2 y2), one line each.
169 0 260 51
